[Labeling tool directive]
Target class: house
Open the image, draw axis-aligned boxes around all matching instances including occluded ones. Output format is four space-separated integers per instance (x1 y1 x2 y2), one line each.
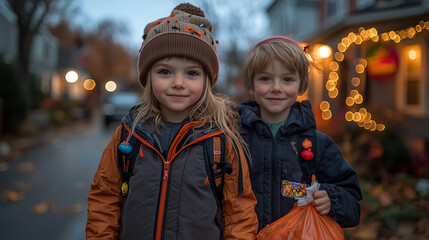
0 0 58 94
267 0 429 154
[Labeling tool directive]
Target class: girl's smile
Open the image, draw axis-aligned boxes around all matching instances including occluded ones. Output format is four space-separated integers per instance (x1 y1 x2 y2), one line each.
151 57 205 122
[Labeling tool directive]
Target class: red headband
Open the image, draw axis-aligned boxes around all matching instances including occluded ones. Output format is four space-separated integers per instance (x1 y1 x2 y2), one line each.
252 36 309 53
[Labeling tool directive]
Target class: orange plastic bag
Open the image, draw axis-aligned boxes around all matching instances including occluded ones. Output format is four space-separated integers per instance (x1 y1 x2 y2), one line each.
256 180 344 240
256 203 344 240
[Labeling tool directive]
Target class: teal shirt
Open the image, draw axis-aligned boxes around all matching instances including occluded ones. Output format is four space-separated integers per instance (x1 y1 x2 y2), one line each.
267 121 285 137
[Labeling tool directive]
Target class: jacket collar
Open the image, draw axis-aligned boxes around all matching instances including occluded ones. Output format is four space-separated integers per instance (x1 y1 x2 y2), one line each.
238 100 316 135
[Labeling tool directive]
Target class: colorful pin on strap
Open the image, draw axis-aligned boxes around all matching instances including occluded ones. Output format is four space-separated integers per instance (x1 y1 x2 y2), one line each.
301 138 314 161
121 182 129 196
119 142 133 154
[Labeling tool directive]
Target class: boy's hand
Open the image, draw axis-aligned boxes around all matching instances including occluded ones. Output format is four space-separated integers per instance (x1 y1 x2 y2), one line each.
311 190 331 215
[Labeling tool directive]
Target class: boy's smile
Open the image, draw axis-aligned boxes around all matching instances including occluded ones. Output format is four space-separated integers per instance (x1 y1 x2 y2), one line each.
151 57 205 123
249 59 302 123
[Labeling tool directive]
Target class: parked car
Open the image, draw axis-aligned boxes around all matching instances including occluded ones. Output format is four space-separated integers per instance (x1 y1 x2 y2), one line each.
103 91 139 127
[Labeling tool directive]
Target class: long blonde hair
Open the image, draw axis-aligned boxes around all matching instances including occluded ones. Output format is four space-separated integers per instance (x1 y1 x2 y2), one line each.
126 66 247 155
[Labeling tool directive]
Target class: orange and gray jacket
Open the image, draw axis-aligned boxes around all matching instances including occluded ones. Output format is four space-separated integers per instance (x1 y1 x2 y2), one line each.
86 113 258 240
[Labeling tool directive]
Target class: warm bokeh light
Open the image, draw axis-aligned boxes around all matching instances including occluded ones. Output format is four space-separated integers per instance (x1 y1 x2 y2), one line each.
408 49 417 60
83 79 96 90
321 20 427 131
355 35 363 44
328 88 338 98
351 77 360 86
359 108 367 116
341 38 350 47
337 43 347 52
376 124 386 131
346 97 354 106
348 32 357 42
381 33 389 41
320 101 330 111
318 45 332 58
335 52 344 61
355 94 363 104
329 72 339 81
345 111 353 121
322 110 332 120
350 90 359 99
353 112 362 122
389 31 396 39
416 25 422 32
105 80 117 92
326 80 336 91
370 121 377 131
65 70 78 83
330 62 339 71
355 64 365 74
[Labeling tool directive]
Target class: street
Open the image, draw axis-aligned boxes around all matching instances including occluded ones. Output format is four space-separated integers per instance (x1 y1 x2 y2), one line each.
0 117 116 240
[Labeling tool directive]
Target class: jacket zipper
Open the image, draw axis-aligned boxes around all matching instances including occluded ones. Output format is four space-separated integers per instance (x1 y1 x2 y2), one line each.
125 122 223 240
271 139 278 222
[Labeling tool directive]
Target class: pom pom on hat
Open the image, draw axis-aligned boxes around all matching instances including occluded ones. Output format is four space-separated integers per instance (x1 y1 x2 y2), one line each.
174 3 205 17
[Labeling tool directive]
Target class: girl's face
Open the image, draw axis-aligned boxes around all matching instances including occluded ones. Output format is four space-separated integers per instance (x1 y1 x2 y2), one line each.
249 59 302 124
150 57 205 122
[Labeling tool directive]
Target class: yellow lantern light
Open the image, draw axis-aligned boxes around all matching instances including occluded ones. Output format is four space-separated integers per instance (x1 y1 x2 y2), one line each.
381 33 389 41
408 49 417 60
347 32 357 42
322 110 332 120
376 124 385 131
345 111 353 121
346 97 354 106
329 72 339 81
83 79 96 91
329 88 338 98
354 94 363 104
330 62 339 71
353 112 362 122
355 35 363 44
355 64 365 74
326 80 336 91
335 52 344 61
65 70 78 83
105 80 117 92
351 77 360 86
320 101 330 111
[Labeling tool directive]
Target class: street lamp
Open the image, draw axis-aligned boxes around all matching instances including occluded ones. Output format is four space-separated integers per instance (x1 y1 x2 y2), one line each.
65 70 78 83
105 80 117 92
83 79 96 91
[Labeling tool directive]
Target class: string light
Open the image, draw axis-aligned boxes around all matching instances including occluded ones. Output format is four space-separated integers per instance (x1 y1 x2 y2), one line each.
320 20 429 131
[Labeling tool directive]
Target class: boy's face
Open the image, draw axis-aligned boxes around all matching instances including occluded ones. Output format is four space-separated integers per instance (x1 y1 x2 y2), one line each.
249 59 302 123
151 57 205 123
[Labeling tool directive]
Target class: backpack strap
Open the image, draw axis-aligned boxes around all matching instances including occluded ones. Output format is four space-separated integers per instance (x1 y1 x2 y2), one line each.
297 128 317 185
204 135 232 206
117 123 141 197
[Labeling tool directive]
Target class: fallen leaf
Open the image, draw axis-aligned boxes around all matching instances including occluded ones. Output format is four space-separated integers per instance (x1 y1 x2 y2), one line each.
32 201 48 214
18 162 35 172
1 190 25 202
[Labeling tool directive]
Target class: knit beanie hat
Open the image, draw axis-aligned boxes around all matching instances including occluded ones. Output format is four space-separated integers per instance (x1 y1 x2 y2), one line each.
137 3 219 88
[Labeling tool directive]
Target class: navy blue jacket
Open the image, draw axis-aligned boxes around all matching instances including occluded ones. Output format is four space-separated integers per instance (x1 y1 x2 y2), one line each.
238 100 362 231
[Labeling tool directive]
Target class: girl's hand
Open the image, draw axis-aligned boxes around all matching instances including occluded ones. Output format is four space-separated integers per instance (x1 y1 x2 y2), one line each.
311 190 331 215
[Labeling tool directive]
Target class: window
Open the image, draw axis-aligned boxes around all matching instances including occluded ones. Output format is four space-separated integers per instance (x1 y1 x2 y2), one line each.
397 44 426 115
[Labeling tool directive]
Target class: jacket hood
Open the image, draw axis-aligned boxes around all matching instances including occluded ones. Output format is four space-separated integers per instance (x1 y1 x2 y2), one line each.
237 100 316 135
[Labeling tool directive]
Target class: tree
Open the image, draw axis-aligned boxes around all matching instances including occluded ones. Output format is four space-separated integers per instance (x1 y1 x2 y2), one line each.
191 0 270 98
7 0 72 112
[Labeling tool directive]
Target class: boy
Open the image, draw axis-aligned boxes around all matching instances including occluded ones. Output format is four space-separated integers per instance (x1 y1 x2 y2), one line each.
238 36 362 231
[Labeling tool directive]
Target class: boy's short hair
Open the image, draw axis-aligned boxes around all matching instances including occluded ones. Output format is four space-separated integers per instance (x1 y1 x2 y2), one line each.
243 37 310 93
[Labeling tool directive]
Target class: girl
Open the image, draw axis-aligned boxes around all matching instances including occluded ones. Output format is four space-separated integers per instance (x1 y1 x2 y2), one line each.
86 4 258 240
